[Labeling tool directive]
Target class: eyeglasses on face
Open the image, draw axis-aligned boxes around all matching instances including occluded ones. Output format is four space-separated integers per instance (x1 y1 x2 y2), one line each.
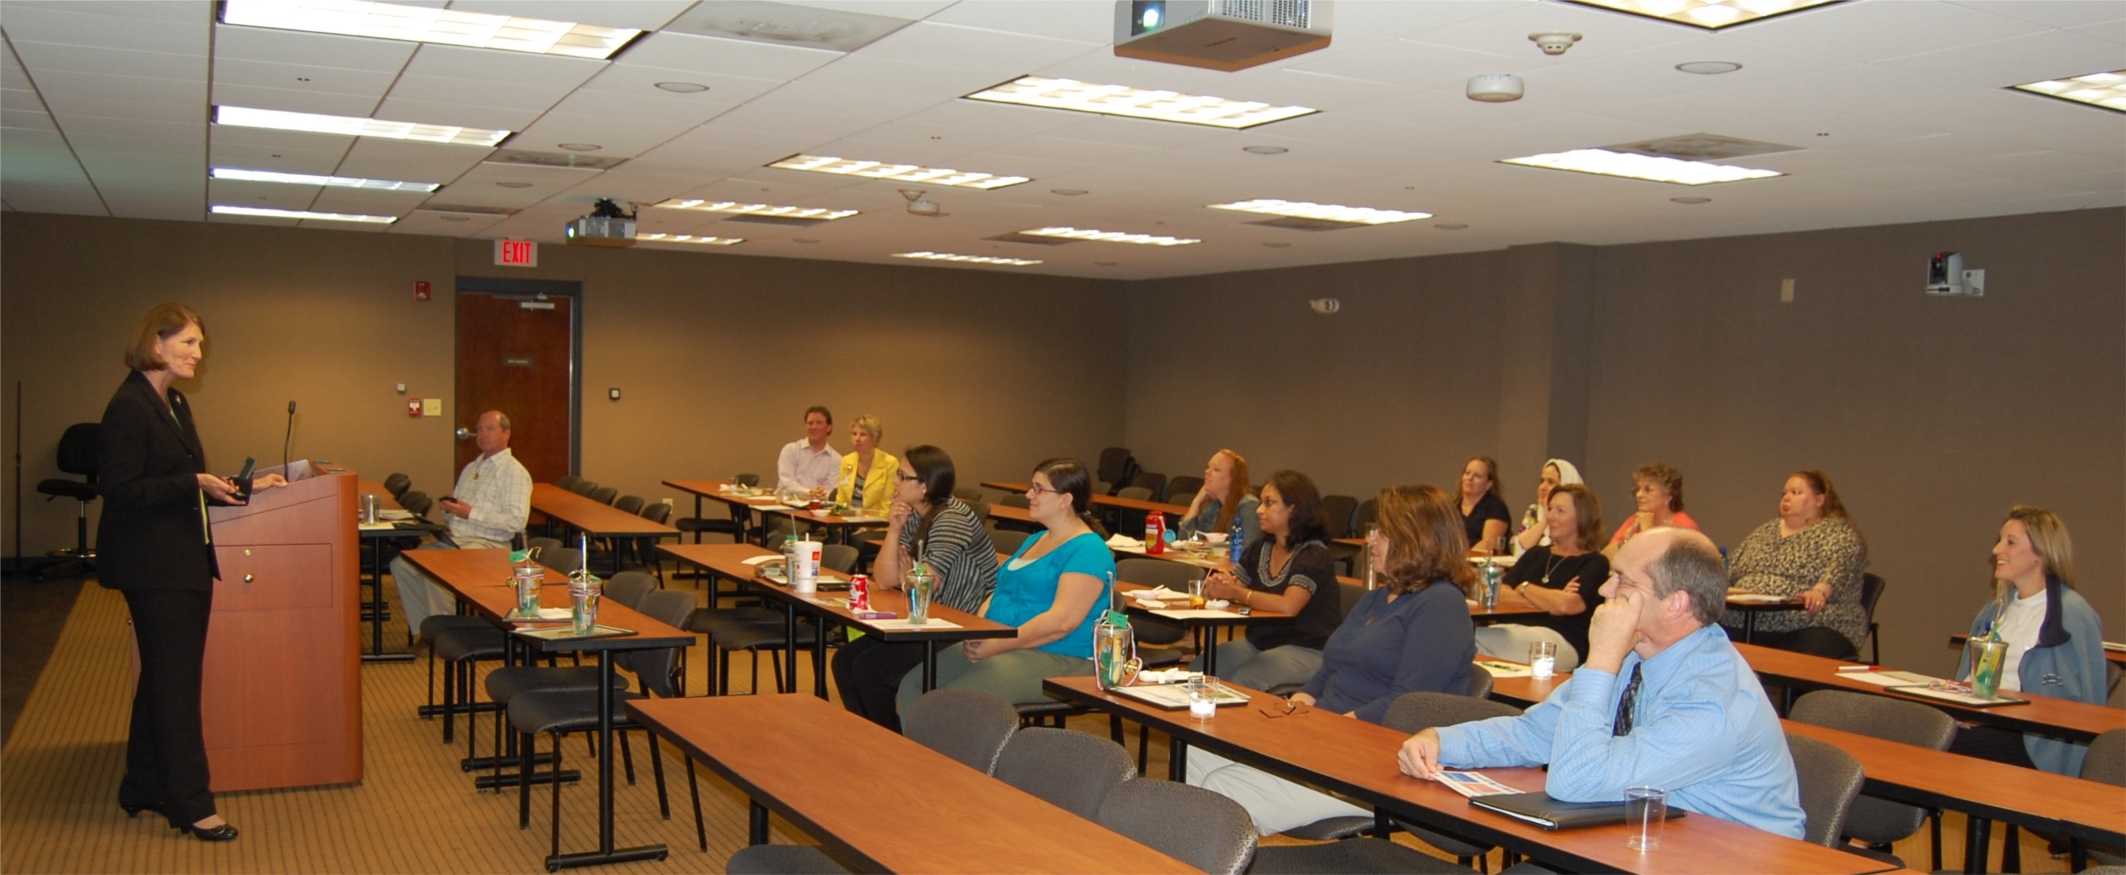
1027 483 1064 497
896 472 921 482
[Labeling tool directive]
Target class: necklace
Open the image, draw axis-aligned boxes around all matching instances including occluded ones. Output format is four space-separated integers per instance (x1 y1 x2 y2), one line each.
1540 552 1567 585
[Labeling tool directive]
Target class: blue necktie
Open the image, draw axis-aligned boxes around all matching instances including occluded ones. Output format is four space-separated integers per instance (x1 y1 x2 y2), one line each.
1612 662 1643 737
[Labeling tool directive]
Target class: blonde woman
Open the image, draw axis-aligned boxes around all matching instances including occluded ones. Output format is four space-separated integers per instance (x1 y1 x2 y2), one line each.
1952 506 2105 774
833 414 898 517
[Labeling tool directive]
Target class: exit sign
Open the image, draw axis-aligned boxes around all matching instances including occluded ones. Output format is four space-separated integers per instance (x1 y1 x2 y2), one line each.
495 239 538 267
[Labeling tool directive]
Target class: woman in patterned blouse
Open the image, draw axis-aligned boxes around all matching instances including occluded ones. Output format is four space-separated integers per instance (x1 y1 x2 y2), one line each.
1722 470 1869 658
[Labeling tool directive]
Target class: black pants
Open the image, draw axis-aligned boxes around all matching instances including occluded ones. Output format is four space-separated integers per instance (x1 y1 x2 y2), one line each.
831 635 930 733
121 587 216 827
1949 723 2038 769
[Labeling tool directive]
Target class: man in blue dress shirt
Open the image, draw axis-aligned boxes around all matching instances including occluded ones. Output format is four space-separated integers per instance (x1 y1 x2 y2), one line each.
1399 527 1805 839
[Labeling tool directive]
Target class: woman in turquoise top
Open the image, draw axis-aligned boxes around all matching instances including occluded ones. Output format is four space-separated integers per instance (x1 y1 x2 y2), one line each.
897 457 1114 714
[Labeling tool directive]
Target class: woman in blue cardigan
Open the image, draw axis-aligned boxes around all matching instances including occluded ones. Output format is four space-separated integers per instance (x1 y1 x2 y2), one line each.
1954 506 2106 775
1187 483 1477 834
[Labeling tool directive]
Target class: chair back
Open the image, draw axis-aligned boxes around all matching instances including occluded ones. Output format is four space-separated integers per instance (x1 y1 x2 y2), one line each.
1355 497 1378 532
555 475 582 492
569 479 598 496
951 486 983 502
1130 471 1167 499
1788 690 1952 845
822 544 859 574
55 423 100 479
1097 448 1132 487
528 536 563 558
1095 779 1257 875
2081 728 2126 786
903 689 1018 775
589 486 619 505
1165 475 1203 504
604 571 658 610
540 548 584 575
1116 557 1198 590
614 494 645 515
383 472 412 499
1382 691 1522 734
1116 486 1153 501
734 473 761 488
963 500 991 526
399 491 433 519
999 493 1030 509
640 501 672 524
1320 495 1358 539
1786 733 1864 847
1338 581 1367 619
1466 667 1495 699
989 528 1031 555
1859 573 1887 662
621 589 698 698
992 727 1135 820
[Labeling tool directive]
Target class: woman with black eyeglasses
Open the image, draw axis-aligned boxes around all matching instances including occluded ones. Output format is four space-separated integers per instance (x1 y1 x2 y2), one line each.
832 445 998 730
894 457 1114 716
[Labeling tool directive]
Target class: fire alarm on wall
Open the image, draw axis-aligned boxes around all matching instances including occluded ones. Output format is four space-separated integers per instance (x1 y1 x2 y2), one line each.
407 399 424 417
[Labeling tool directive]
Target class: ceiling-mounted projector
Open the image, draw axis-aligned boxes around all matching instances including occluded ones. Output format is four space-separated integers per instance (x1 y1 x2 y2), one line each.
1114 0 1333 72
565 199 636 248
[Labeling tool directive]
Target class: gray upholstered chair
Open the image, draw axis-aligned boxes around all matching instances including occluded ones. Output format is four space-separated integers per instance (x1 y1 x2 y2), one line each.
1096 778 1257 875
2079 729 2126 866
384 472 413 499
1787 733 1865 848
1789 690 1955 869
1252 838 1477 874
989 528 1031 555
991 727 1135 820
902 688 1018 774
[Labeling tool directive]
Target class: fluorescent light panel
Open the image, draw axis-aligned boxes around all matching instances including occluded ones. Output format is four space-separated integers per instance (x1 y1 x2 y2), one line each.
1500 149 1783 185
651 199 859 221
771 155 1029 190
1021 227 1199 246
221 0 640 59
212 167 438 192
2012 70 2126 113
893 251 1042 266
215 106 510 147
638 234 744 246
211 205 396 223
1567 0 1841 29
965 76 1316 130
1208 199 1431 225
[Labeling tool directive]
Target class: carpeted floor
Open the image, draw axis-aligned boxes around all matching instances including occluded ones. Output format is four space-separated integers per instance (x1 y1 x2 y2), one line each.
0 571 2074 874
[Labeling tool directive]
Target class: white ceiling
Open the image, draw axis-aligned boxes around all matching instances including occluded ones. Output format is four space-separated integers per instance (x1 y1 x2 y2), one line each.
2 0 2120 279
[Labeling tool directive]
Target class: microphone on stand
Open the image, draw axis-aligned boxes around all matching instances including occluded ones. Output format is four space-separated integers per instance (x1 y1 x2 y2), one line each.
283 400 296 474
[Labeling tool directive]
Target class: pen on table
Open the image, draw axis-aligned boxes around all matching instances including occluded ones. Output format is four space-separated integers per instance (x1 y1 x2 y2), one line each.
1835 665 1880 672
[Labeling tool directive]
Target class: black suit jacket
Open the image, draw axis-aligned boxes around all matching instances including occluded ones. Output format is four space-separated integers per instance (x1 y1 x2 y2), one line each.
96 370 221 591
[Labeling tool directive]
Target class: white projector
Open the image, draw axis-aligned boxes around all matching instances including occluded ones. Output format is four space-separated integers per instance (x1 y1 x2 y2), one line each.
1114 0 1332 72
564 215 636 248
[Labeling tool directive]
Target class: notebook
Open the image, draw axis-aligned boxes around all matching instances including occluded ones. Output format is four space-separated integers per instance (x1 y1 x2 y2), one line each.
1470 792 1687 831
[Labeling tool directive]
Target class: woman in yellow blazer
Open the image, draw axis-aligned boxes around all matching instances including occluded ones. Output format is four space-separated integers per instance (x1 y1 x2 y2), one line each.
835 414 899 516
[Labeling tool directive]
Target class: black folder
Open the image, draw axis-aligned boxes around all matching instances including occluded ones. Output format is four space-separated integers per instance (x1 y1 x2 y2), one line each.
1469 792 1686 831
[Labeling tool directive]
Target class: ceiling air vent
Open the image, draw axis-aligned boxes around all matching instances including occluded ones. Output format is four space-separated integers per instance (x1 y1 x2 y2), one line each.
723 214 833 227
417 204 519 216
1247 217 1359 232
662 1 914 52
485 150 628 171
984 233 1081 246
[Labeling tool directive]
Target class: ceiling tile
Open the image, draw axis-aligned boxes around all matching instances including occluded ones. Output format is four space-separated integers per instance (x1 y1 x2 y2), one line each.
209 140 353 175
213 58 400 98
36 92 202 124
1875 29 2126 87
0 5 208 55
2 107 58 130
611 31 840 79
1334 1 1525 40
1945 1 2126 30
853 21 1099 73
30 69 204 105
399 43 606 87
371 96 543 130
385 73 574 112
335 137 493 181
212 24 419 71
577 62 784 103
444 0 696 31
9 41 205 82
510 110 705 156
210 82 385 119
1286 37 1535 92
1729 0 2047 63
924 0 1115 43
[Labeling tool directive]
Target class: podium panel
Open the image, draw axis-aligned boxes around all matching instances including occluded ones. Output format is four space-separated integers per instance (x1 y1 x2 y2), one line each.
202 467 361 791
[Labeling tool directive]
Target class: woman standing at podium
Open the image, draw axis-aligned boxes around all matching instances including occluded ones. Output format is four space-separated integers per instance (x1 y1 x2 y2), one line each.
97 303 281 842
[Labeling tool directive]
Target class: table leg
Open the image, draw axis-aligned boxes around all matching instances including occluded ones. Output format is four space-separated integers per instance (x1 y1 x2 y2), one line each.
1744 609 1758 644
1965 816 1992 874
1202 628 1218 676
924 641 938 691
544 651 667 871
1168 738 1187 783
782 603 799 695
362 538 413 662
749 800 770 845
812 618 830 700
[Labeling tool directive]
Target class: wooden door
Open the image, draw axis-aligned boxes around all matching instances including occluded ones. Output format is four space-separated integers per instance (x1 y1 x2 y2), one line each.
454 290 573 482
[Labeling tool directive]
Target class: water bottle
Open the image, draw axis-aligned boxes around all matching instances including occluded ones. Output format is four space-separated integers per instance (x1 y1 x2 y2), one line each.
780 531 797 576
1093 606 1136 690
1480 559 1501 610
905 539 935 624
1228 518 1244 564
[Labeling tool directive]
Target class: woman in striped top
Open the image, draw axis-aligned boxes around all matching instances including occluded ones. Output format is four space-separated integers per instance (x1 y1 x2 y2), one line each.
831 444 998 731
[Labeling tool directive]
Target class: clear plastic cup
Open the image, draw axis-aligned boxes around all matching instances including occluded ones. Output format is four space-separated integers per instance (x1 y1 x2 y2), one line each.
1626 786 1667 850
1529 641 1558 679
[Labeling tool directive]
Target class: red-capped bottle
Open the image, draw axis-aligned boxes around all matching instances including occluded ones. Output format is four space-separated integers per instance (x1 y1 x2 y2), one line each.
1145 510 1165 555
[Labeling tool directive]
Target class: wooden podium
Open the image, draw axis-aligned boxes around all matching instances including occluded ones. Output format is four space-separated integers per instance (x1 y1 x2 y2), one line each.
201 462 361 791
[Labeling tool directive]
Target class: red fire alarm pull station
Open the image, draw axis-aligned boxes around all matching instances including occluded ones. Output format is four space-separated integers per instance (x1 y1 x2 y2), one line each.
414 280 431 301
496 239 538 267
407 399 424 417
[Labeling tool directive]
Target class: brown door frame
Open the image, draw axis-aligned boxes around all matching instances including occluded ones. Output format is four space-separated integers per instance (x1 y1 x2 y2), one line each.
454 276 582 476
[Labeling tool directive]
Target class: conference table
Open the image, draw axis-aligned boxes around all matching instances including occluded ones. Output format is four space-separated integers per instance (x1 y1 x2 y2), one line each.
529 483 680 575
657 543 1014 697
1043 675 1897 875
625 693 1195 873
399 547 692 871
1113 579 1292 676
662 478 885 545
1490 668 2126 874
355 479 439 662
1734 643 2126 743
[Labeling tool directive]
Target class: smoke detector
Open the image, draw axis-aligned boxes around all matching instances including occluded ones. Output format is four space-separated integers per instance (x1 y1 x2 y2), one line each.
1467 74 1524 103
901 189 941 217
1529 32 1581 55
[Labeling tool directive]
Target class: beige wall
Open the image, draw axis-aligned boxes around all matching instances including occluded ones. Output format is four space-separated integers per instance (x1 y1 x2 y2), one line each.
2 215 1125 561
1124 207 2123 675
8 209 2119 680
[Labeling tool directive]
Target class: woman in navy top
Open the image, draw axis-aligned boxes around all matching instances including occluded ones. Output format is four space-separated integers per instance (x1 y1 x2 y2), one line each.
896 458 1113 715
1189 484 1478 834
1458 455 1511 554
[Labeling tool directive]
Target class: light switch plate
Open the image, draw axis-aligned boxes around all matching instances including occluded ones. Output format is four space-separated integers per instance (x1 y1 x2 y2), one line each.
422 398 442 416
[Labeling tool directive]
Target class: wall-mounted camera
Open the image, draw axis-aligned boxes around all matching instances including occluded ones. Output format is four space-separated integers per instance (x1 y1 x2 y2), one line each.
1309 297 1341 315
1926 251 1986 297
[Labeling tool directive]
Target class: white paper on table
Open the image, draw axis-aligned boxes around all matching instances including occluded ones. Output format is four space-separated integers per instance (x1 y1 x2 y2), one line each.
509 607 572 622
377 509 414 520
750 503 793 512
864 618 963 631
740 555 782 567
1106 534 1145 550
1135 586 1186 601
1151 609 1242 620
840 515 886 524
358 522 396 531
1728 592 1794 604
1136 668 1197 684
2103 641 2126 653
1437 771 1520 798
1475 660 1533 678
1837 669 1943 687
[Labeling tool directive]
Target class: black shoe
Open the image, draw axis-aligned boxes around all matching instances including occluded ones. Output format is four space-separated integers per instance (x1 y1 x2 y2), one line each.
175 822 239 842
120 802 162 819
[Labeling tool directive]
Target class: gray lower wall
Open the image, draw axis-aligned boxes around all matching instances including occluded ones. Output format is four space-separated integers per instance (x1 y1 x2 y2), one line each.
6 207 2119 678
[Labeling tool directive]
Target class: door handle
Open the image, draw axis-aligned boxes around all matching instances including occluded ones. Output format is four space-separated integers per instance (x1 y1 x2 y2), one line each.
455 427 473 440
243 574 255 583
